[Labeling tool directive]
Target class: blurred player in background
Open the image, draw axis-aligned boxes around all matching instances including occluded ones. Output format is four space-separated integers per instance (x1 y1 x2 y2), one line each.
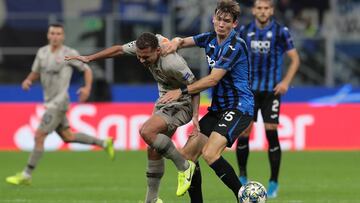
5 23 115 186
236 0 300 198
66 32 205 203
161 0 253 201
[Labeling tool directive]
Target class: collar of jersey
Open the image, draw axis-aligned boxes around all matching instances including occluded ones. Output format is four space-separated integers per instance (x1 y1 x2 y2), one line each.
151 56 162 69
217 29 236 47
46 44 64 54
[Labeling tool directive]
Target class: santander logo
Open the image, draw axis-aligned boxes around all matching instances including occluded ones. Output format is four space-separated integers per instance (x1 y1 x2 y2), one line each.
11 104 314 151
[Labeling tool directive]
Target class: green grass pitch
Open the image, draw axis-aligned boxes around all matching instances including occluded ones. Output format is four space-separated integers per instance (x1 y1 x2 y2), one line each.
0 151 359 203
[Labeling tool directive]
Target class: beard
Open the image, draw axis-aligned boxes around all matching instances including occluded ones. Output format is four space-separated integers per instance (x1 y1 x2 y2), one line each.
257 15 270 24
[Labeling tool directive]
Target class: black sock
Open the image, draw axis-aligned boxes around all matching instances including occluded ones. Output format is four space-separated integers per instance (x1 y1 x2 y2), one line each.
209 156 241 199
266 129 281 182
188 162 203 203
236 136 250 177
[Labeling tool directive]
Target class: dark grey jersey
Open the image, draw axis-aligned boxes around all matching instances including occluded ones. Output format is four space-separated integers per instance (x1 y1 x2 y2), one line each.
122 35 196 101
31 45 90 110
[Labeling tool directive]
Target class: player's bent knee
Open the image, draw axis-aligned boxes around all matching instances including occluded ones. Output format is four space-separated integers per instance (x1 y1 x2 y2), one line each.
61 136 73 143
139 124 152 137
140 124 161 144
202 146 218 164
264 123 278 130
61 135 74 143
239 131 250 138
59 130 75 143
139 128 153 144
34 135 45 144
34 130 47 143
139 126 151 140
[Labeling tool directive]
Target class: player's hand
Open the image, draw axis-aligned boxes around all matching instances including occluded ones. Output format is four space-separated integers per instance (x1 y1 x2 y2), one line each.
273 81 289 95
77 86 91 102
22 79 32 91
162 40 179 56
64 55 90 63
159 89 182 103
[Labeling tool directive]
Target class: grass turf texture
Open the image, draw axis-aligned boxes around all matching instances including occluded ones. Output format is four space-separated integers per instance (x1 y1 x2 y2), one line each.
0 151 359 203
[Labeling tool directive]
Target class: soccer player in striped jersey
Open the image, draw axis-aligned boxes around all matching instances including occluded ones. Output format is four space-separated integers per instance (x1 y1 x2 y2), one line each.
235 0 300 198
161 0 254 201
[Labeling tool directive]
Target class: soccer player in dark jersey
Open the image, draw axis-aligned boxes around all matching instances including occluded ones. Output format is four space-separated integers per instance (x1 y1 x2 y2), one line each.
236 0 300 198
161 0 254 201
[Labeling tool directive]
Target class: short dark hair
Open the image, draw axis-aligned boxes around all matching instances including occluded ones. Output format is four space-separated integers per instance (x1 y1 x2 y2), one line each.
136 32 159 50
215 0 240 22
253 0 275 7
49 23 64 29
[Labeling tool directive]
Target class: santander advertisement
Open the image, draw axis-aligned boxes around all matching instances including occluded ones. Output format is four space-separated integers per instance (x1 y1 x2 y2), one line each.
0 103 359 151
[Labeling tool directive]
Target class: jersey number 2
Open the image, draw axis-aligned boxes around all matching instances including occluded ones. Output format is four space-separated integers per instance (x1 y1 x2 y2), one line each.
272 99 279 112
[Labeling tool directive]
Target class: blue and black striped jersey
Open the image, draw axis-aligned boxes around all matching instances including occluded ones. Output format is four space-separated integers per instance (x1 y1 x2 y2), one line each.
193 30 254 115
238 20 295 92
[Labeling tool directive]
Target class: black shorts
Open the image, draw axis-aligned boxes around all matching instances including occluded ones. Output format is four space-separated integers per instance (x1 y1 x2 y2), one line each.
199 109 253 147
253 91 281 124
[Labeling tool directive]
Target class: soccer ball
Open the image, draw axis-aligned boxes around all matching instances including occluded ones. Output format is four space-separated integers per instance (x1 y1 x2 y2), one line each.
238 181 267 203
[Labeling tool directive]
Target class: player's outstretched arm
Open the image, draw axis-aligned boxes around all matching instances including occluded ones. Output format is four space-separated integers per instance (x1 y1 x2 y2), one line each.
77 68 93 102
163 37 195 54
274 49 300 95
22 72 40 91
65 45 124 63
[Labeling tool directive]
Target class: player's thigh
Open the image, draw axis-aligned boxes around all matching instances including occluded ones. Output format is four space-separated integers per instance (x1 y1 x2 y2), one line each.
141 114 168 136
56 115 72 139
260 92 281 124
38 108 66 134
202 132 228 163
212 110 253 147
239 120 254 137
154 101 192 136
56 114 70 132
199 111 219 137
